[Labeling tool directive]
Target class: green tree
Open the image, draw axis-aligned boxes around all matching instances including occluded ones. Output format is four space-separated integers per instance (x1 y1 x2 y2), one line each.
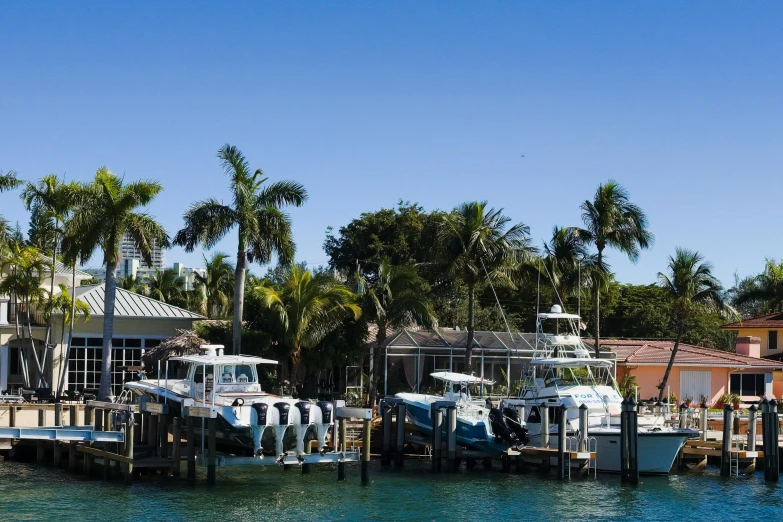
62 167 169 399
437 201 534 371
657 248 735 402
195 251 234 319
542 226 593 307
0 170 22 249
118 274 145 294
43 283 91 346
579 180 653 357
254 266 361 388
357 258 437 404
732 258 783 316
174 144 307 355
0 245 48 387
144 268 184 304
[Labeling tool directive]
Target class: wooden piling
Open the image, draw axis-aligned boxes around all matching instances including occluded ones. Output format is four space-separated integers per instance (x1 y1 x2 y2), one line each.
84 448 93 476
627 398 639 484
745 405 758 474
68 442 76 473
381 402 392 466
207 417 217 486
37 408 45 464
446 406 457 473
172 417 181 478
700 403 708 441
768 400 779 481
147 413 158 456
125 421 135 484
679 403 687 430
720 404 733 477
557 404 566 479
431 405 443 473
69 404 78 426
159 413 169 459
53 441 62 468
395 403 406 468
103 409 111 433
186 415 196 480
361 418 371 484
94 408 102 431
337 418 347 481
55 403 63 427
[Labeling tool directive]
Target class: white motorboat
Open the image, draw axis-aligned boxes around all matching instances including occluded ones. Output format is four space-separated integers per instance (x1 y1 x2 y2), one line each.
507 306 698 474
396 371 529 455
123 345 334 458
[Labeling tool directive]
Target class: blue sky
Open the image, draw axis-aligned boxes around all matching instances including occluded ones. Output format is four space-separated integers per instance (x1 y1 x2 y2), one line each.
1 2 782 286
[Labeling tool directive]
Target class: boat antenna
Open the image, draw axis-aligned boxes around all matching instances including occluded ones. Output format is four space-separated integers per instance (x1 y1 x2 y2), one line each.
577 259 581 319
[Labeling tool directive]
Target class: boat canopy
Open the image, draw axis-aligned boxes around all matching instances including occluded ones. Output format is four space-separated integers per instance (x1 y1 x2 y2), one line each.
430 371 494 385
529 357 613 368
170 354 279 365
537 312 581 320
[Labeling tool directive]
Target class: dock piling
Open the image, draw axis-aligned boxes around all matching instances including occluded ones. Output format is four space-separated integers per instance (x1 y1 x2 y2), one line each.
361 417 371 484
628 398 639 484
578 403 588 451
84 405 94 428
720 404 733 477
431 404 443 473
699 402 708 441
186 415 196 480
381 401 392 466
172 417 180 478
55 403 63 427
68 442 76 473
125 421 135 484
745 405 758 474
70 404 78 426
540 402 550 470
207 417 217 486
337 418 346 481
557 404 566 479
394 403 406 468
766 400 779 482
446 405 457 472
679 403 687 430
37 408 45 464
159 413 169 459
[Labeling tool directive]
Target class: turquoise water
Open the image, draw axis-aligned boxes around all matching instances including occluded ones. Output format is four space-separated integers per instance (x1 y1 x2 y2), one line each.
1 460 782 521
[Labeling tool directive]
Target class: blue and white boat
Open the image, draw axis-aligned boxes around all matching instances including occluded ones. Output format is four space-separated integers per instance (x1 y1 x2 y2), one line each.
396 372 527 456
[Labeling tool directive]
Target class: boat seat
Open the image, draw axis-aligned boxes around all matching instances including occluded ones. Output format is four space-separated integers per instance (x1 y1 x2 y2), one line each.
222 373 234 383
238 374 249 383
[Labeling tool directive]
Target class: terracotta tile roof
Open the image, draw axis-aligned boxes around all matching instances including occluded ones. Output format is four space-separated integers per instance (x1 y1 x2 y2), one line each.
596 339 783 368
722 312 783 329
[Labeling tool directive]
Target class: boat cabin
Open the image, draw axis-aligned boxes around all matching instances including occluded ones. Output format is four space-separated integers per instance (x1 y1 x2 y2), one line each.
431 371 494 403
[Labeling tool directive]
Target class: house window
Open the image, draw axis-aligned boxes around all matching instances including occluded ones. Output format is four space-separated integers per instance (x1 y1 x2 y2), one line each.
67 337 163 395
729 373 766 397
769 331 778 351
9 347 21 376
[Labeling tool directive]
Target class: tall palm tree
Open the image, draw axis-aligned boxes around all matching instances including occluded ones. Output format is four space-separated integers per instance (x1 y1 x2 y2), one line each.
254 266 361 387
22 175 78 350
357 258 437 405
144 268 184 304
542 226 590 303
733 258 783 316
579 181 653 358
437 201 534 371
44 283 91 346
195 251 234 319
62 168 169 399
0 245 48 387
174 144 307 354
657 248 735 402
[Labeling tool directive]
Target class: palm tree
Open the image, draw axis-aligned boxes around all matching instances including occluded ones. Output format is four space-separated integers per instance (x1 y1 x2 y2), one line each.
656 248 735 402
437 201 534 371
118 274 145 294
542 226 590 303
144 268 184 304
195 251 234 319
174 144 307 354
357 258 437 405
0 245 48 387
0 170 21 248
22 175 78 350
579 181 653 358
62 168 169 400
254 266 361 388
733 258 783 316
44 283 91 346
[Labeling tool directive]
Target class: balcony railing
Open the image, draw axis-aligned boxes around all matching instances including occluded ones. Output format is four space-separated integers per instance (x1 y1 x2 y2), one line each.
5 301 47 327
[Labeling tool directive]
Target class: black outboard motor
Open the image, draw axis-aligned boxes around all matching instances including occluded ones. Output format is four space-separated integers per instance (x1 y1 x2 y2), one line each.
316 401 333 423
295 401 312 424
489 407 517 447
252 403 269 425
502 407 530 446
274 402 291 424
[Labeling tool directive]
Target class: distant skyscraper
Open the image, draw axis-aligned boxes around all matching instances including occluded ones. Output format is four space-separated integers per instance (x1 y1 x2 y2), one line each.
118 233 165 276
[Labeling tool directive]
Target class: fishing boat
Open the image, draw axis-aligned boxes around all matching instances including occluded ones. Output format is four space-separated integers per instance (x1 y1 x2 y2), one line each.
123 345 335 458
396 371 529 456
508 306 698 474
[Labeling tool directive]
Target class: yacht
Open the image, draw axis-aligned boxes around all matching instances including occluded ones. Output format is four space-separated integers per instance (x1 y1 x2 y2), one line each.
123 345 334 458
396 371 529 456
507 306 698 474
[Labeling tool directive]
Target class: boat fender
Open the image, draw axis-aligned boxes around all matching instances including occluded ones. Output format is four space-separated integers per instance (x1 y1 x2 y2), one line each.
502 407 530 446
252 403 269 425
275 402 291 424
316 401 333 423
295 401 312 424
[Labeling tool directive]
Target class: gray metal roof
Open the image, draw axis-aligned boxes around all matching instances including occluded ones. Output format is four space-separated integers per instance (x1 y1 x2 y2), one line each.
37 254 92 279
73 284 204 319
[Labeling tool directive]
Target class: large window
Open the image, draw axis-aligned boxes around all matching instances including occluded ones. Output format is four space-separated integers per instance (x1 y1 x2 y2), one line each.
769 331 778 351
67 337 163 395
729 373 766 397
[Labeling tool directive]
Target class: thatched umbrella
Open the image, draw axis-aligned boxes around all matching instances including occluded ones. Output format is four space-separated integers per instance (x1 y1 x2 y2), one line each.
142 329 208 374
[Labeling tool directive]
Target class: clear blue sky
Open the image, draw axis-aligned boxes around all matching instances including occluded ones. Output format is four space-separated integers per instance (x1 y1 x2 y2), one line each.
1 2 781 286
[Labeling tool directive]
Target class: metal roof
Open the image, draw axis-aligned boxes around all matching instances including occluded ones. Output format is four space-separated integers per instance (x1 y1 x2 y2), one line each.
36 254 92 279
73 284 205 319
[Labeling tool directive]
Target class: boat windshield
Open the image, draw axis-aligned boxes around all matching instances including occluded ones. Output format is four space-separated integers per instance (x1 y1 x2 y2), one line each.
217 364 256 384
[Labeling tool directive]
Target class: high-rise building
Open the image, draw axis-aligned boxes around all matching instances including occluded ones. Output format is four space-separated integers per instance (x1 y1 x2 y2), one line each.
118 233 166 277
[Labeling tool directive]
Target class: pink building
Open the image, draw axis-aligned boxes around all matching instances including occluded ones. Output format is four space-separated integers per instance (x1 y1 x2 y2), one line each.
600 339 783 406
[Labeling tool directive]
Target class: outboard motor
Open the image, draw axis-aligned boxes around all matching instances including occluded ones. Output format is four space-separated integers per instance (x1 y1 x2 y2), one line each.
294 401 314 459
250 403 270 456
274 402 293 457
489 407 518 447
502 407 530 446
314 401 334 454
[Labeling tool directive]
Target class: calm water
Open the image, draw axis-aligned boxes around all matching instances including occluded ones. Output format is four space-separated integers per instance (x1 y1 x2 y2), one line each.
1 460 782 521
